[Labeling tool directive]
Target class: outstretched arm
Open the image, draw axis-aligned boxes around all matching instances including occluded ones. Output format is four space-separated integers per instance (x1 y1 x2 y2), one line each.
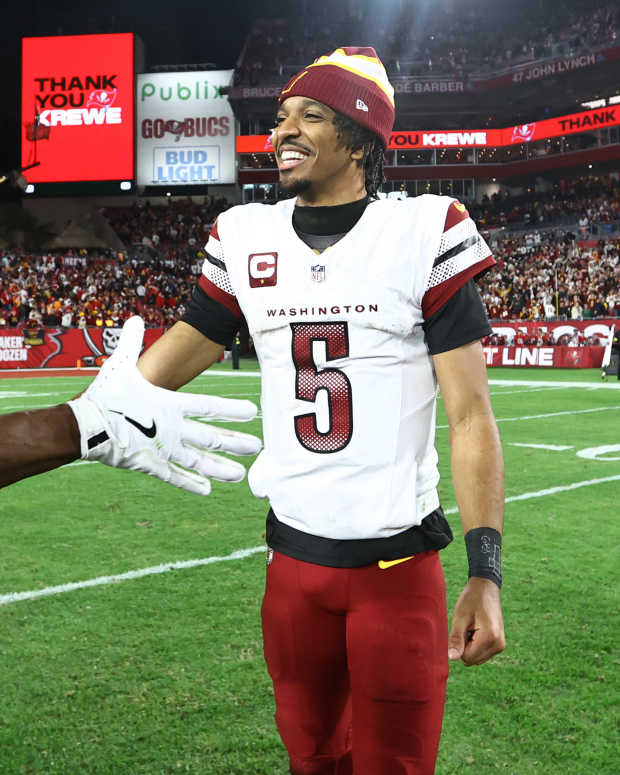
0 404 80 487
137 320 225 389
433 340 506 666
0 318 260 494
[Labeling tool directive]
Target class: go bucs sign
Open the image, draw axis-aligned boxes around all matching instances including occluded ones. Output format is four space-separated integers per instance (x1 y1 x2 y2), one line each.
136 71 235 186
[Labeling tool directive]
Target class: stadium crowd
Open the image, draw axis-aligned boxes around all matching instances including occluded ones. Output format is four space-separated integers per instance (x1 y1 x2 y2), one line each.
0 195 231 330
0 250 200 329
1 181 618 333
102 178 620 246
482 232 619 328
102 194 231 257
470 175 620 232
236 0 618 83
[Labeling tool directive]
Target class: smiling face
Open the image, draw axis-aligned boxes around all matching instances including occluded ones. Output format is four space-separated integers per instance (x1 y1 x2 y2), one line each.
272 96 366 206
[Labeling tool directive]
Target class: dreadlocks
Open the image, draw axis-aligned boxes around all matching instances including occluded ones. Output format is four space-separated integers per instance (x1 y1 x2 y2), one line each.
332 112 386 199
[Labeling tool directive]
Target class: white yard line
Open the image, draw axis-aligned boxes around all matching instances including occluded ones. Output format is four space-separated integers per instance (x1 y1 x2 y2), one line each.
0 391 72 400
494 405 620 423
509 443 574 451
489 387 567 396
2 474 619 607
199 371 261 378
0 370 259 382
441 473 620 515
199 376 618 388
0 546 267 606
0 368 97 374
488 379 620 390
477 474 620 508
1 373 616 387
0 402 64 412
220 392 261 397
437 405 620 429
0 379 92 384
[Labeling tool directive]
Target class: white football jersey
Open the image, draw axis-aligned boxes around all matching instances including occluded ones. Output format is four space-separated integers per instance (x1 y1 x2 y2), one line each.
199 195 493 540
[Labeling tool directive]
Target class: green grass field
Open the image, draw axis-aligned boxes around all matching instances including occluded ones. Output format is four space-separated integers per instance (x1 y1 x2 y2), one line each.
0 364 618 774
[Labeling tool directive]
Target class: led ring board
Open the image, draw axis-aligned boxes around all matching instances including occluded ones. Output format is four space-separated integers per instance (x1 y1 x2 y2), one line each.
21 33 136 184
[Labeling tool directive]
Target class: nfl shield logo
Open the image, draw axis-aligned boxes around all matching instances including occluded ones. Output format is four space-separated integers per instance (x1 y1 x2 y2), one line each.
311 264 326 282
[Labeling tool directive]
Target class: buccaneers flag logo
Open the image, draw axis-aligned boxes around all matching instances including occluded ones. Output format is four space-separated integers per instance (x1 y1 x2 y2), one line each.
86 89 118 109
511 123 536 143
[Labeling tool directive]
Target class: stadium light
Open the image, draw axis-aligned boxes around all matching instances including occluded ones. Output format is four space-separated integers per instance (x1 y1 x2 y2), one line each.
582 95 620 108
581 98 606 109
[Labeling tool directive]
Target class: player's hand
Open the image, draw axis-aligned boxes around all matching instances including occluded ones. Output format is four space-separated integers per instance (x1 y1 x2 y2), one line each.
68 316 262 495
448 577 505 666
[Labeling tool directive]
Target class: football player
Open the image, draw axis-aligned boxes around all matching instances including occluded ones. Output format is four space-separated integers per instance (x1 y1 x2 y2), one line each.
0 316 261 491
136 47 506 774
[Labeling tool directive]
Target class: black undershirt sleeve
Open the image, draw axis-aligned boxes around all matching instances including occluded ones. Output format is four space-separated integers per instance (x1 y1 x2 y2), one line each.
423 279 491 355
180 284 241 347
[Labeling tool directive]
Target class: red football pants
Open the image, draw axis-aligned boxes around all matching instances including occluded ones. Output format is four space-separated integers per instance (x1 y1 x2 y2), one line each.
261 550 448 775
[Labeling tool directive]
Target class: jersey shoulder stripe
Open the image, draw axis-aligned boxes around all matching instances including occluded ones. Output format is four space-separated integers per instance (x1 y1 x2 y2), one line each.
198 275 241 317
201 247 235 296
201 215 238 304
423 255 494 319
427 233 490 289
422 198 495 319
209 219 220 241
205 250 226 271
434 234 480 267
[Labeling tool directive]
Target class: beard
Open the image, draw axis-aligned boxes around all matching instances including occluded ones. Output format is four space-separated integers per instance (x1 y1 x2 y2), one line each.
279 175 313 198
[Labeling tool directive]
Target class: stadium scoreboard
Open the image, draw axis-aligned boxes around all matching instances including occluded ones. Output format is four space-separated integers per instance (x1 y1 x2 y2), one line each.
21 33 137 187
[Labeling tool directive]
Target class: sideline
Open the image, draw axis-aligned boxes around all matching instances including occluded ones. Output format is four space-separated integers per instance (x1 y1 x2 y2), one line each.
0 369 98 379
2 474 619 607
2 371 617 387
0 368 261 380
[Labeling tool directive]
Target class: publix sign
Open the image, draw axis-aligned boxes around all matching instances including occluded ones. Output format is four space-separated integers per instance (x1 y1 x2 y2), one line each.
136 71 235 186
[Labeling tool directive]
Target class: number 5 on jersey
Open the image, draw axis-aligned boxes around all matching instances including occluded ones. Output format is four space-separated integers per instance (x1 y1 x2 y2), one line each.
291 322 353 453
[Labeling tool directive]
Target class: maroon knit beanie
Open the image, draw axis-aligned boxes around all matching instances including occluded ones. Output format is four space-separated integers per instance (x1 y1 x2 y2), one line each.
278 47 395 147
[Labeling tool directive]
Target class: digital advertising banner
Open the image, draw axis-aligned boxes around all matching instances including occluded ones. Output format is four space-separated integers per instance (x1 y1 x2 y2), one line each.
488 319 617 344
484 45 620 89
0 321 615 370
483 345 605 369
237 106 620 153
21 33 135 183
482 346 604 368
0 327 164 370
136 71 235 186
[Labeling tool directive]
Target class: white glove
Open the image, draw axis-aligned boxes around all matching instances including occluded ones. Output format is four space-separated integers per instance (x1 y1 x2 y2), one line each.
68 316 262 495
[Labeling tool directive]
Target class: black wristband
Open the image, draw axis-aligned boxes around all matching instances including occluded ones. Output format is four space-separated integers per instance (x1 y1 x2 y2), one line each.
465 527 502 589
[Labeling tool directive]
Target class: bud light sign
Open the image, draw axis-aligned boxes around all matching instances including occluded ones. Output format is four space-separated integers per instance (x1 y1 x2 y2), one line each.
137 71 235 186
152 147 221 183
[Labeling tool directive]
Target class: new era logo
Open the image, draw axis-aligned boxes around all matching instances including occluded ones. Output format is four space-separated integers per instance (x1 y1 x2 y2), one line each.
356 98 369 112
